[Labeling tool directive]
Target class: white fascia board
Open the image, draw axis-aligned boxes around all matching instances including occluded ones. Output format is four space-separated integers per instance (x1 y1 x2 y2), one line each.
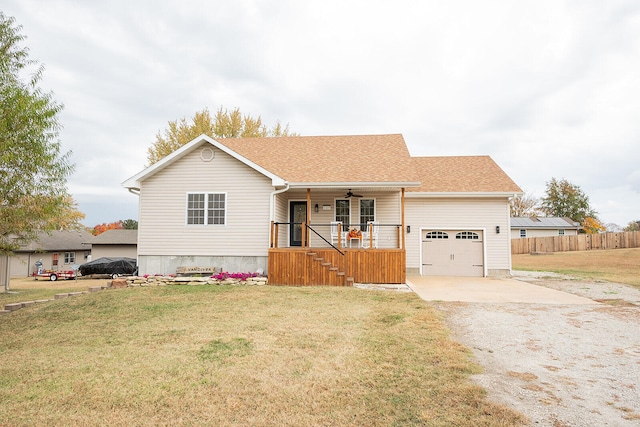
287 181 421 189
405 191 523 198
122 134 286 189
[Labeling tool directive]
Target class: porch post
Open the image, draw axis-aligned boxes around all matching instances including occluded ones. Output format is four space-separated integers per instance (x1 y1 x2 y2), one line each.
401 188 406 250
274 222 279 248
306 188 311 247
270 220 274 248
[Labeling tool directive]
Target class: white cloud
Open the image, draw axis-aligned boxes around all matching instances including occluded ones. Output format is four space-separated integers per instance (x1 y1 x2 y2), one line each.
3 0 639 227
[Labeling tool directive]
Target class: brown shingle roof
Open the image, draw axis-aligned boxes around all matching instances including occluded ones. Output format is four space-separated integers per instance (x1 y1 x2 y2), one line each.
408 156 522 193
219 134 415 183
17 230 93 252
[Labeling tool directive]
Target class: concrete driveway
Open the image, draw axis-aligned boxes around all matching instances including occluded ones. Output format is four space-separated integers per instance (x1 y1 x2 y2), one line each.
406 275 598 304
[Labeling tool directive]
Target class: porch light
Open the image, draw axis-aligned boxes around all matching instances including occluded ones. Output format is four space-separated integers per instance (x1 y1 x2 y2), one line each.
496 226 500 234
314 204 319 213
407 225 411 233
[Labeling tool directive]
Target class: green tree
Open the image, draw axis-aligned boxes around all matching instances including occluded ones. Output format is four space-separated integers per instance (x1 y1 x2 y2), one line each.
0 12 82 256
121 219 138 229
147 107 296 165
540 178 597 224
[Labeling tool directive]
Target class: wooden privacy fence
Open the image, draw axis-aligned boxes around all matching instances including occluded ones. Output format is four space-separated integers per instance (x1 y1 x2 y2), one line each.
511 231 640 254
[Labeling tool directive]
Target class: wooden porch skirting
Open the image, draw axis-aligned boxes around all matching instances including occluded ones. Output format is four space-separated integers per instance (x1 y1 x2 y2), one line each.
268 248 406 286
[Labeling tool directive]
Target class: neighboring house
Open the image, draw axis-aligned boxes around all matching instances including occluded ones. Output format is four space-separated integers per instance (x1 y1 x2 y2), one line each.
10 230 93 277
89 229 138 260
511 217 582 239
122 134 522 281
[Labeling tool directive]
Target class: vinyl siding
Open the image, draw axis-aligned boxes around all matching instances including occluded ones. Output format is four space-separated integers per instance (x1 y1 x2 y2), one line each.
10 253 39 277
91 245 138 259
510 228 579 238
405 197 512 274
137 143 274 256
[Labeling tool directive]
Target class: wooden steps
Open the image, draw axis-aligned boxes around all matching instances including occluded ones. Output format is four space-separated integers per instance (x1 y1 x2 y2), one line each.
307 251 350 286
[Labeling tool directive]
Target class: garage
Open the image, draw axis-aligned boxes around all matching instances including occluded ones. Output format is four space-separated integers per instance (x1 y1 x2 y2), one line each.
421 230 484 276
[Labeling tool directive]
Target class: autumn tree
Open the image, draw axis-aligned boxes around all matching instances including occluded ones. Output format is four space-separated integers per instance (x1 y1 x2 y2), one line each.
510 192 542 217
147 107 296 165
0 12 83 256
582 217 606 234
91 221 123 236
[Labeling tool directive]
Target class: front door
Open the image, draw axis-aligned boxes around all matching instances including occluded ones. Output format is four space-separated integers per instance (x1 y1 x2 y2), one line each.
289 201 307 247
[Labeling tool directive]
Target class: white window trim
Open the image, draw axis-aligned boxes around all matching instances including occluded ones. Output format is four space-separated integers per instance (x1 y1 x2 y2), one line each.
334 198 352 230
185 192 227 226
359 198 376 229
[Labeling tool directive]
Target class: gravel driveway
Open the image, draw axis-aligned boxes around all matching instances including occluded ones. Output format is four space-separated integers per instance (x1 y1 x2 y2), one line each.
434 271 640 427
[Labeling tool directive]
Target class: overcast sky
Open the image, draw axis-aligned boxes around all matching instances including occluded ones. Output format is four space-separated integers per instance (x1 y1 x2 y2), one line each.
3 0 639 228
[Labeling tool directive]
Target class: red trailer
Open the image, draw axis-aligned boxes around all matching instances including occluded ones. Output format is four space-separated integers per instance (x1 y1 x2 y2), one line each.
33 270 76 281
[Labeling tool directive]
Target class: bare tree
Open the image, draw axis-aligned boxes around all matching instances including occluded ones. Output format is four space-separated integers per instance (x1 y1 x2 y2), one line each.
510 192 542 217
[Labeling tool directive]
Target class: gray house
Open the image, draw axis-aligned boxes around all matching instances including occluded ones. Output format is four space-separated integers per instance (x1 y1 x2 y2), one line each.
511 217 582 239
89 229 138 260
10 230 93 277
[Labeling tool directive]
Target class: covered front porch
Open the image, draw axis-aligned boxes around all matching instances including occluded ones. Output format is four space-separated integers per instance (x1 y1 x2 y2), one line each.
267 188 408 286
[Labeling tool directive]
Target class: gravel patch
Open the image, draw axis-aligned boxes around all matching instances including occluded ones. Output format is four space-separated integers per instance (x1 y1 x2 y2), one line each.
435 272 640 426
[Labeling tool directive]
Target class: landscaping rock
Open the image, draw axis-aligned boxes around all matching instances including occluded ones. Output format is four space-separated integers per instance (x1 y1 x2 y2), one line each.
4 303 23 311
110 279 128 289
116 275 269 288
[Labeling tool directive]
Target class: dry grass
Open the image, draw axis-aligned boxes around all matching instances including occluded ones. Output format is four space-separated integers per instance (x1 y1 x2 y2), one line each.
512 248 640 289
0 276 102 304
0 281 527 427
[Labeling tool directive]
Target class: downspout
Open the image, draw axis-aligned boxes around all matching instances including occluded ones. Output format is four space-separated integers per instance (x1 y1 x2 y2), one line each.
270 183 290 222
506 194 516 277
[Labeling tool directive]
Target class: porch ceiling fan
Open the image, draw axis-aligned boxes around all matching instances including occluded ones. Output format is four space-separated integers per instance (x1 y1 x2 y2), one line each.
344 189 363 198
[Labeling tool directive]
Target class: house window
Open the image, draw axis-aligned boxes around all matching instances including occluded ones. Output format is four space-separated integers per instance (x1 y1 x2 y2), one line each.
52 253 58 267
425 231 449 239
520 229 526 238
359 199 375 230
187 193 226 225
558 229 565 235
335 200 350 231
64 252 75 264
207 193 226 225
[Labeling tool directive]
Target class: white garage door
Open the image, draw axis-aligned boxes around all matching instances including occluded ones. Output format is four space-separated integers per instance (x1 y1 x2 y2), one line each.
421 230 484 276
